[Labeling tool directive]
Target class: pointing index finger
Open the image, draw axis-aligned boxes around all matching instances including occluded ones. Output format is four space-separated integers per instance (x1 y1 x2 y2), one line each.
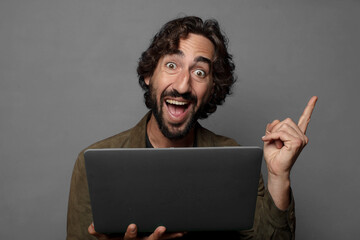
298 96 318 134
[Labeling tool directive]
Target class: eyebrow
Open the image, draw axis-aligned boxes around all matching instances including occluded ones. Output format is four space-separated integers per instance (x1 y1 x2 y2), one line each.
170 50 212 66
194 56 212 66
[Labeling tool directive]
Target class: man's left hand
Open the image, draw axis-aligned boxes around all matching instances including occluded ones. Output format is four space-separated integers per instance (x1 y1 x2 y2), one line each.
261 96 318 209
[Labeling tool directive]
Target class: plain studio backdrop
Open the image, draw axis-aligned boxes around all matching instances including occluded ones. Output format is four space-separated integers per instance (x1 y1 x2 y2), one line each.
1 0 359 239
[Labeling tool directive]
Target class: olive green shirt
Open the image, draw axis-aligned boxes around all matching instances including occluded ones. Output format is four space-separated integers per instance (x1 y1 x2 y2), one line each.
67 112 295 239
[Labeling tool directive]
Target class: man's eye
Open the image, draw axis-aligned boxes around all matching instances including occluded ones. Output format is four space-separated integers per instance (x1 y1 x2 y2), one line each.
166 62 177 69
194 69 206 78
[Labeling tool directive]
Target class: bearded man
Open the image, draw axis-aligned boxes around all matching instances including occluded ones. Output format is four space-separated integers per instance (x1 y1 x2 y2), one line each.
67 16 317 240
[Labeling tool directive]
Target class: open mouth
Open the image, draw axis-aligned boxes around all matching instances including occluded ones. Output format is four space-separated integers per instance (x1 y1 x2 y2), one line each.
165 99 191 118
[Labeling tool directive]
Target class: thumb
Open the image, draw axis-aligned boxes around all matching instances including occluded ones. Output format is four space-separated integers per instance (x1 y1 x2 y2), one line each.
88 222 102 238
264 121 283 149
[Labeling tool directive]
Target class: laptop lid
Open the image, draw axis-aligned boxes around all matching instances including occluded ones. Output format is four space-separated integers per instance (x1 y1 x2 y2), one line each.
84 146 262 234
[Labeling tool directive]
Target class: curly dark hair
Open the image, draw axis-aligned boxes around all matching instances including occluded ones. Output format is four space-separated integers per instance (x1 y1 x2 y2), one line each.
137 16 236 119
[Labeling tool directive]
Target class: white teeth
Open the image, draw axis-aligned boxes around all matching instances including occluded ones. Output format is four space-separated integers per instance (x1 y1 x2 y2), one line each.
166 99 187 105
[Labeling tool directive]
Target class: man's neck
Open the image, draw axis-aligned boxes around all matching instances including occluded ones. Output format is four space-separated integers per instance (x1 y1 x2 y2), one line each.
146 114 195 148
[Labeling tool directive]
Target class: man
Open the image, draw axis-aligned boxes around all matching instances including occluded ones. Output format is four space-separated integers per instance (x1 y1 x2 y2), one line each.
67 16 317 240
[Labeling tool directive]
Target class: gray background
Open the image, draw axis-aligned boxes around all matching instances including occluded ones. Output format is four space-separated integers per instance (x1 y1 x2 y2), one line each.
1 0 359 239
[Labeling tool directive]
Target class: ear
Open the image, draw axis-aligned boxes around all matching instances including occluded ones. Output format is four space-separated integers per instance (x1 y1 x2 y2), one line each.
144 76 150 86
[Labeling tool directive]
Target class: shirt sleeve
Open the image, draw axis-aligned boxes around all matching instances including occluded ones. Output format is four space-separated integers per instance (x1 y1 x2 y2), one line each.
238 174 295 240
66 152 97 240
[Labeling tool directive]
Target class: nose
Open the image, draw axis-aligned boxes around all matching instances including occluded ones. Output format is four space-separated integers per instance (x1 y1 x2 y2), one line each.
172 69 191 94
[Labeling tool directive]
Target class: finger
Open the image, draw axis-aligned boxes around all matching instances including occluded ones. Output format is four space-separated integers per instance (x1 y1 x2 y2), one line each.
262 130 298 146
265 120 283 149
148 226 166 240
88 222 103 238
160 232 186 239
262 130 306 154
149 227 185 240
271 119 308 143
298 96 318 134
270 118 302 137
88 222 96 235
268 120 296 149
274 139 284 149
124 224 137 240
266 119 280 133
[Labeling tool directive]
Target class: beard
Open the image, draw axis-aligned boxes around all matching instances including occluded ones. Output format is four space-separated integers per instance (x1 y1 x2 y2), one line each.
149 84 202 140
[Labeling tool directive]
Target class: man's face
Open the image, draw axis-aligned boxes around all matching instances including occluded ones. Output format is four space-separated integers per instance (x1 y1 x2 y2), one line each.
145 33 215 139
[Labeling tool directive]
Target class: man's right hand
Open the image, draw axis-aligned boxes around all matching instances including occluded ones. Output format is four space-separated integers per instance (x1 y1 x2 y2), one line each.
88 222 185 240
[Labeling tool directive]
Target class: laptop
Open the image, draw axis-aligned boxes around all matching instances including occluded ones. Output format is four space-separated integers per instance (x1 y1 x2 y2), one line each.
84 146 263 234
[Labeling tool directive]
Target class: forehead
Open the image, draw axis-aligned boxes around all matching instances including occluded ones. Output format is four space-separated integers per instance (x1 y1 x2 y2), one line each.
175 33 215 61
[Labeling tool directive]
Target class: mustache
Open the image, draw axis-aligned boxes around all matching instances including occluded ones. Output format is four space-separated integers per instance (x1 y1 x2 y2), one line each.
161 90 197 103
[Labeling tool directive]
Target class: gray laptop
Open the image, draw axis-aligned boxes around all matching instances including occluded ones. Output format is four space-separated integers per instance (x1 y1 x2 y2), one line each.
84 146 262 234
